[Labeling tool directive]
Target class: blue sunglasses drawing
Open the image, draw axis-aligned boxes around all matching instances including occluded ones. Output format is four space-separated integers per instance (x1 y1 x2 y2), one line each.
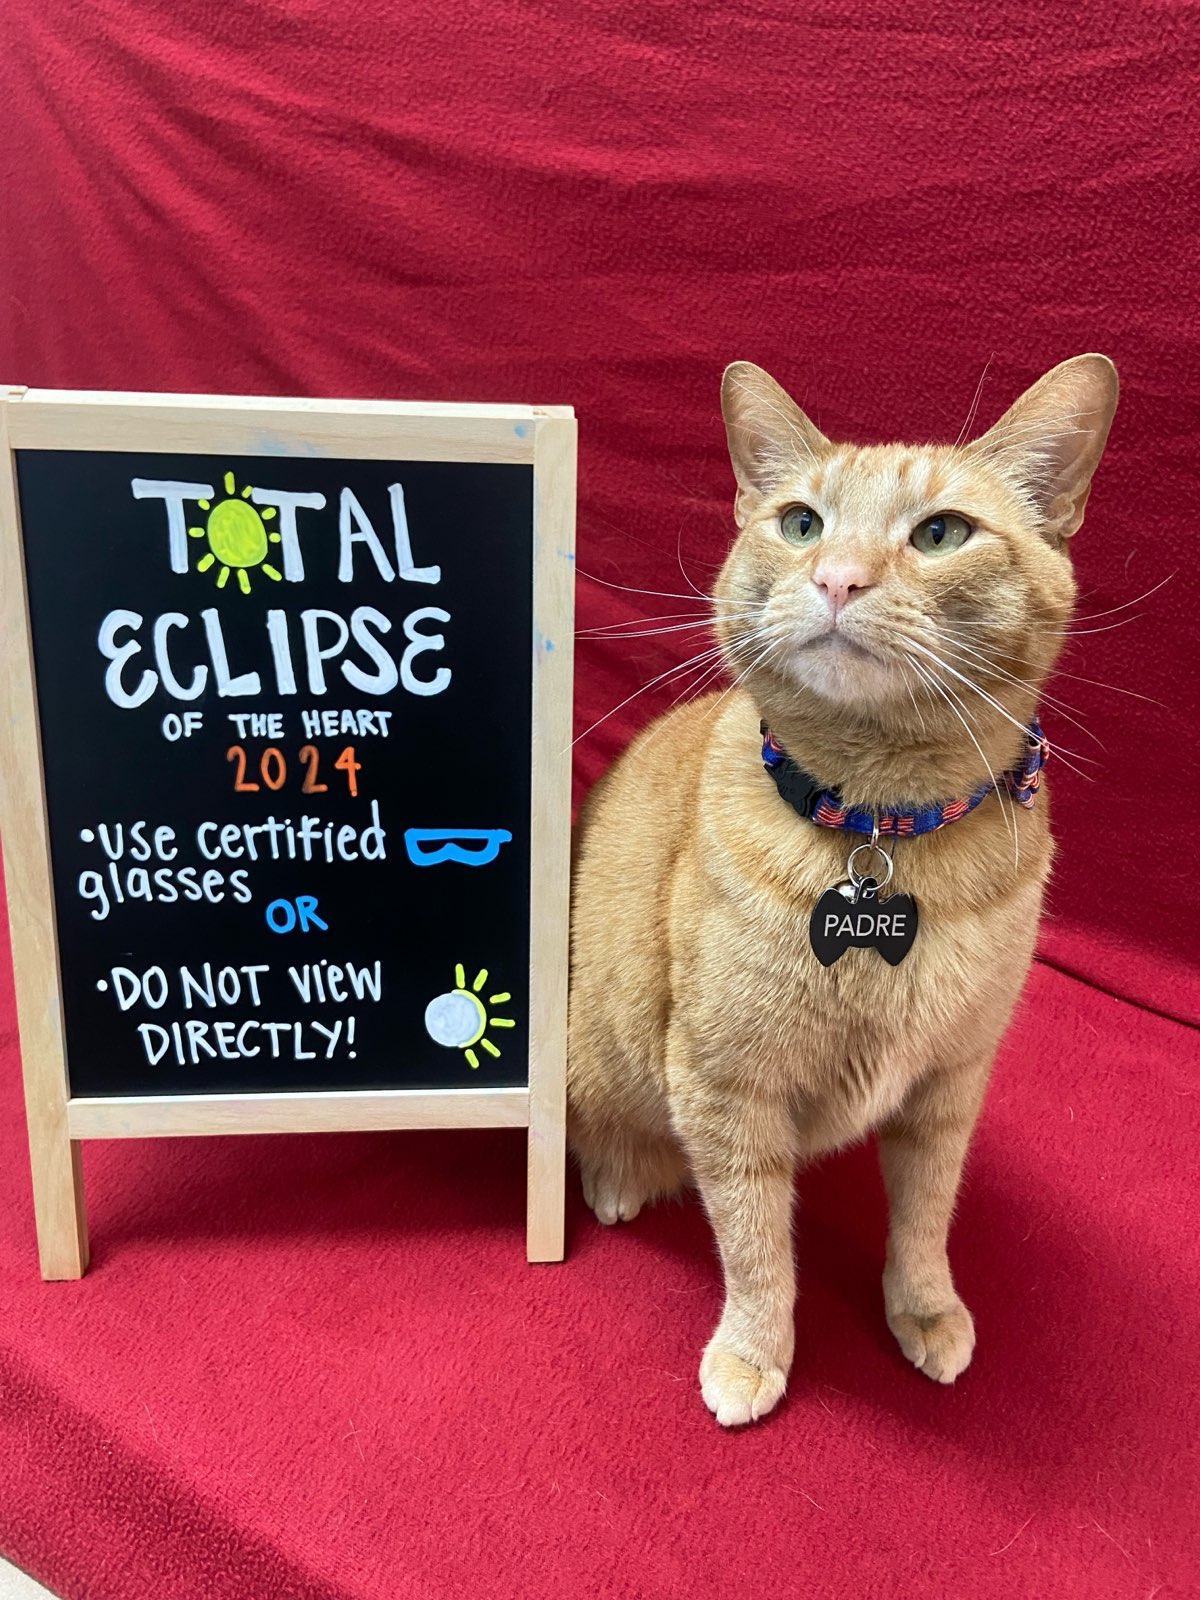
403 828 513 868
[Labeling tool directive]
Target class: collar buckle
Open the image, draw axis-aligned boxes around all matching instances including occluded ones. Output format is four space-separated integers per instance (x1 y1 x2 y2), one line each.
771 759 824 819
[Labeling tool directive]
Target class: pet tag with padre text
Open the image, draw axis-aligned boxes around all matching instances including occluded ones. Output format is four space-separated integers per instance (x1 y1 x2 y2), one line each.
808 838 918 966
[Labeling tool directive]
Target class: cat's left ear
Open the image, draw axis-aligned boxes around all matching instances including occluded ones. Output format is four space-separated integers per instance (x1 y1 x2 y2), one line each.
974 354 1119 544
721 361 830 524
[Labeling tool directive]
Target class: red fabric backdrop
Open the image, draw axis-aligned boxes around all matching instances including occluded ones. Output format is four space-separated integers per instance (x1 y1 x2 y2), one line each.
2 0 1198 1015
1 4 1197 1598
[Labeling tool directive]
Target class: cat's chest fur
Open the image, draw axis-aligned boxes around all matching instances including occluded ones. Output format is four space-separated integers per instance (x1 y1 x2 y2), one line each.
674 703 1050 1140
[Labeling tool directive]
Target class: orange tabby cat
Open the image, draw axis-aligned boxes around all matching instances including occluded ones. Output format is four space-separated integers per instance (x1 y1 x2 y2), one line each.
568 355 1118 1426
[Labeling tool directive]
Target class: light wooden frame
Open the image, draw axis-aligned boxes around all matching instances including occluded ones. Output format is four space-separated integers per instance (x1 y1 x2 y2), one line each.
0 387 576 1277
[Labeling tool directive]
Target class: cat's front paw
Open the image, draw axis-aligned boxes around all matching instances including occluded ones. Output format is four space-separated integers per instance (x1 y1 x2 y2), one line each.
580 1163 647 1225
886 1297 975 1384
699 1336 788 1427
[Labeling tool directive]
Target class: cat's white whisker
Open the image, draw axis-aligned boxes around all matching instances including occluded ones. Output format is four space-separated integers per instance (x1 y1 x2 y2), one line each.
569 640 732 750
571 614 792 751
1041 664 1163 708
903 637 1099 767
905 654 1020 867
1058 618 1145 638
912 646 1097 786
580 599 762 626
953 356 994 450
943 573 1169 633
634 656 730 752
901 671 931 742
936 623 1136 725
636 621 793 751
676 520 711 603
579 605 722 625
1065 572 1174 623
933 630 1104 750
946 614 1144 641
1026 740 1094 784
662 651 732 714
577 613 761 642
577 570 727 604
701 624 794 724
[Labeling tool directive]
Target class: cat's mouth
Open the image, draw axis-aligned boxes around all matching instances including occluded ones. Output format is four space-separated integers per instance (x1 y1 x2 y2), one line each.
804 627 878 662
778 623 902 700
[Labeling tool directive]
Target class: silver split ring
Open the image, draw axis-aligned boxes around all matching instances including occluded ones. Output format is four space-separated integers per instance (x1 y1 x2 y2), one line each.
847 840 895 891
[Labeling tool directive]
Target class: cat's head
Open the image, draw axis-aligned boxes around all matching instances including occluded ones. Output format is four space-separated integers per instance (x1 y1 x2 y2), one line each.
714 356 1118 723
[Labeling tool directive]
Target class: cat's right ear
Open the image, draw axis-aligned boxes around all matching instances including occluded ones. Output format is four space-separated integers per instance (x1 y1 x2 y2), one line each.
973 354 1119 545
721 362 829 523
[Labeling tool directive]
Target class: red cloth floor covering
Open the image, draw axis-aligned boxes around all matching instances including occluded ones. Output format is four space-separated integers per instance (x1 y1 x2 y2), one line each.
0 900 1196 1598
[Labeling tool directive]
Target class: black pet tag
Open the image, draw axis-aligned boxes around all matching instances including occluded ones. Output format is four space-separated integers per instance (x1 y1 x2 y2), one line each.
809 837 918 967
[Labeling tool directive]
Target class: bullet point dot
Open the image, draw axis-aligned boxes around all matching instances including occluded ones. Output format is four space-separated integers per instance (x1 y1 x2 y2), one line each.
80 828 94 843
96 979 108 992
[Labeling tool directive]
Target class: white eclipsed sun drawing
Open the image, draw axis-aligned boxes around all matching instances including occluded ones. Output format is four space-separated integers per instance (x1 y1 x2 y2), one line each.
424 964 514 1069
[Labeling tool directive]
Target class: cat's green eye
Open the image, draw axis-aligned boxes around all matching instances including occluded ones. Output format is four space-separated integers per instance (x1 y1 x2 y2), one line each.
911 512 972 555
780 505 824 546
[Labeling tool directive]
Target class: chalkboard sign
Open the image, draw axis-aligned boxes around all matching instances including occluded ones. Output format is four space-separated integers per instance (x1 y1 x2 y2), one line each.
0 389 575 1277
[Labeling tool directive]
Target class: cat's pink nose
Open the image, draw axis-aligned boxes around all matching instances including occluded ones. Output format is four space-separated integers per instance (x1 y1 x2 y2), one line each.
812 559 874 618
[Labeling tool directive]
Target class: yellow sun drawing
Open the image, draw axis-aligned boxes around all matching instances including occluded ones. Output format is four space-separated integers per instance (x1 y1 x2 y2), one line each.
423 964 515 1069
189 471 282 594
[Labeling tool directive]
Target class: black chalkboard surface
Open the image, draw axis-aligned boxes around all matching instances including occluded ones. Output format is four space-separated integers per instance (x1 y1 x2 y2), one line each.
17 449 534 1097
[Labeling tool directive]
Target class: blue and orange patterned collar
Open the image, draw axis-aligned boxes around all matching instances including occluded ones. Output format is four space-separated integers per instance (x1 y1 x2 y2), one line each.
760 718 1049 838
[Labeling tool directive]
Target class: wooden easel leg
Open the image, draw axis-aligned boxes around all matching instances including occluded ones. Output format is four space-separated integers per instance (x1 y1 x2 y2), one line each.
1 391 89 1281
526 1097 565 1263
525 413 574 1264
27 1116 89 1280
